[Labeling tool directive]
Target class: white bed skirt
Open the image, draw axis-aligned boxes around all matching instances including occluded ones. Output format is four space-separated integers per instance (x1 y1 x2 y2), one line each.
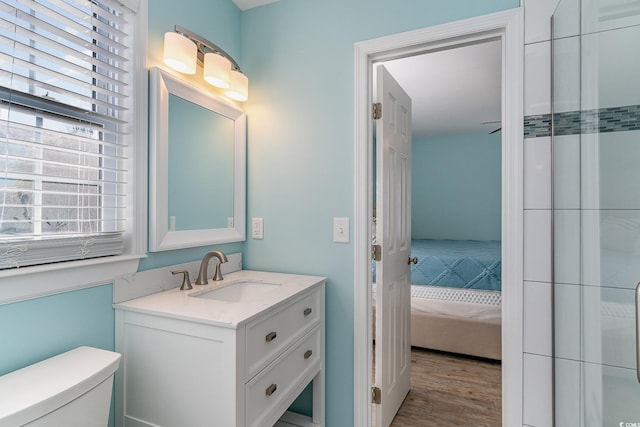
372 283 501 319
372 283 502 360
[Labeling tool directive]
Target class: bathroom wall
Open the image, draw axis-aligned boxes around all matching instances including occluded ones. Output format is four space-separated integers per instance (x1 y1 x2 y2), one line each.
411 133 502 241
240 1 518 423
0 285 115 376
0 1 577 426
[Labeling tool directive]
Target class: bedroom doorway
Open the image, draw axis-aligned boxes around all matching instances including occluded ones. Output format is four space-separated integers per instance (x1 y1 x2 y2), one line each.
353 10 524 427
373 39 503 427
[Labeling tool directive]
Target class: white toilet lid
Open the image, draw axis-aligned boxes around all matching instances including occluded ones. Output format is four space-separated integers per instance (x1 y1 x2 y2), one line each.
0 346 121 426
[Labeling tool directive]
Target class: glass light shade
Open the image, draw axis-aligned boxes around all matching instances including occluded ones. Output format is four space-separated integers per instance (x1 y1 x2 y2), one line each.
163 32 197 74
225 70 249 102
203 53 231 88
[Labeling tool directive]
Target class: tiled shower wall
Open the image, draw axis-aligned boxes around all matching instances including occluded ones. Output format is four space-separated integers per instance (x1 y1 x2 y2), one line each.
553 3 640 426
522 1 561 425
522 0 640 426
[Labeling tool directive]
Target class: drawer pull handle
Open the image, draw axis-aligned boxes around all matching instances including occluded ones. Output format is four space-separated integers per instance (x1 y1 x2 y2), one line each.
304 349 313 360
304 308 312 316
265 331 277 342
266 383 278 396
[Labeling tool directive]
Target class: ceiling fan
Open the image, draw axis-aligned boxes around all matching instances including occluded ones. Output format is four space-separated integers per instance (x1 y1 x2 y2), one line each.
482 120 501 134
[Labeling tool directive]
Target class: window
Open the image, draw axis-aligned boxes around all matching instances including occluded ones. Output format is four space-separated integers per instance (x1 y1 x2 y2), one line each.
0 0 140 270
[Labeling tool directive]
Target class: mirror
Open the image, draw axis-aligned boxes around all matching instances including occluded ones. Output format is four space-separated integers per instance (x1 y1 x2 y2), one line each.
149 67 246 251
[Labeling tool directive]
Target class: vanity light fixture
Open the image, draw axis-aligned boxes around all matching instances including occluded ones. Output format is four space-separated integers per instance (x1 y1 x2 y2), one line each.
163 31 197 74
163 25 249 101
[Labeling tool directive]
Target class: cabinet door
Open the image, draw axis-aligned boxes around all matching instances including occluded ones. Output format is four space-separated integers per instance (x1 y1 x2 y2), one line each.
121 315 239 426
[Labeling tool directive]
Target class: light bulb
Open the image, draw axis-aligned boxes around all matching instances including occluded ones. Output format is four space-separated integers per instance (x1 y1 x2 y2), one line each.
163 32 196 74
225 70 248 102
204 53 231 89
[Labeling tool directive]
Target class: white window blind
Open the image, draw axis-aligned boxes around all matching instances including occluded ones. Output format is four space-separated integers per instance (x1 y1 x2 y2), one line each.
0 0 133 269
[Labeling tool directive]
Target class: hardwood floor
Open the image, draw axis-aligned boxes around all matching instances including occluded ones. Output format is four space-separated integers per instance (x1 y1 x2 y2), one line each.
389 347 502 427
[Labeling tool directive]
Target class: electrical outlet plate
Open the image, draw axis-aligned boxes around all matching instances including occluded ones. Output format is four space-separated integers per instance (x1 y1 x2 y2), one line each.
252 218 264 239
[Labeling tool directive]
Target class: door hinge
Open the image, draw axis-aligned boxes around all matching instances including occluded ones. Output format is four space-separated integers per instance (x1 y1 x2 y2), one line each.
372 244 382 261
372 102 382 120
372 386 382 404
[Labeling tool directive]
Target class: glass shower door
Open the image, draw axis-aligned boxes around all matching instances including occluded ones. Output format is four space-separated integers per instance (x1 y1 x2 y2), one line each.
552 0 640 425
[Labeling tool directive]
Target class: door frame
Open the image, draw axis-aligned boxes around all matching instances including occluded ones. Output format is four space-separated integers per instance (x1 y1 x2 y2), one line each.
353 9 524 427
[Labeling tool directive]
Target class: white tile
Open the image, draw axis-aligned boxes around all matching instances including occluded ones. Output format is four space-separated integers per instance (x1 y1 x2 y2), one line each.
552 36 581 113
582 209 640 289
525 42 551 117
584 363 640 427
583 286 636 370
554 283 581 361
524 281 552 356
581 25 640 111
581 0 640 34
583 362 605 427
554 210 580 286
552 0 580 39
555 358 582 427
524 210 552 283
581 132 640 210
580 210 603 288
524 0 561 44
524 353 553 427
525 137 551 210
553 135 580 210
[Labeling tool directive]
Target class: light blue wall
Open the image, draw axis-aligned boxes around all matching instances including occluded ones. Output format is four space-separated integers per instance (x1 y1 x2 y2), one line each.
0 285 115 376
412 133 502 240
241 0 518 423
0 2 520 426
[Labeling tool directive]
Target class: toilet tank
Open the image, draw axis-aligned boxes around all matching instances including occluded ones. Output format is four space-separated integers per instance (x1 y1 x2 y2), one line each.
0 346 121 427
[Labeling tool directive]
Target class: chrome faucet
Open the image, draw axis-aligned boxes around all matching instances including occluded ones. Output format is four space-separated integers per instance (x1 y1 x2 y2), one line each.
195 250 229 285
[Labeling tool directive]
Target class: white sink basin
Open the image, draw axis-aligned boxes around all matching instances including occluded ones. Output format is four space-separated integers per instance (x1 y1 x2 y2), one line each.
190 280 281 303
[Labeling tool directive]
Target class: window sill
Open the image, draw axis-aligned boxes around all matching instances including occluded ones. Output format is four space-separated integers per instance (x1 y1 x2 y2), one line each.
0 254 145 305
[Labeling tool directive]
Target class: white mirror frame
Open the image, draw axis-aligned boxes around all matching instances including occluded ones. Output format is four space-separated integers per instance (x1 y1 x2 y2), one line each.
148 67 246 251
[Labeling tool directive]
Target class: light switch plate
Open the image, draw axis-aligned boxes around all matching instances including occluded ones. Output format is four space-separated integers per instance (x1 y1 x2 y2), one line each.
333 217 349 243
252 218 264 239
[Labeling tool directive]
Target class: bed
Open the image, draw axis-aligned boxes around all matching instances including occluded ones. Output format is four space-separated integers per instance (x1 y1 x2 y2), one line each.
373 239 502 360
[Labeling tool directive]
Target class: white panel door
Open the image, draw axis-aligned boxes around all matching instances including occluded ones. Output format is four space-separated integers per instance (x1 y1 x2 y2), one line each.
374 64 412 427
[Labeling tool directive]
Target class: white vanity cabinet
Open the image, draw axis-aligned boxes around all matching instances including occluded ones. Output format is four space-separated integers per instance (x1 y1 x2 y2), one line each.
114 272 325 427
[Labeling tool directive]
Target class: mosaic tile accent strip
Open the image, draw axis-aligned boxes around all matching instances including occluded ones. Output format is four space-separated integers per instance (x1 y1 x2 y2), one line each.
524 114 552 138
524 104 640 138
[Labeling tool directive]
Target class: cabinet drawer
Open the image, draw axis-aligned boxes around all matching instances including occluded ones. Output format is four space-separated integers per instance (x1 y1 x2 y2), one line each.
245 287 321 379
245 328 321 427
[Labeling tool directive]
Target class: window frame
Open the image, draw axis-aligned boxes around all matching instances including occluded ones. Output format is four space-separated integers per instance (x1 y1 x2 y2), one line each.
0 0 148 305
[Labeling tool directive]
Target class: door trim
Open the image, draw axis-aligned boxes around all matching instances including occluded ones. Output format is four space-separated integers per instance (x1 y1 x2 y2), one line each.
353 9 524 427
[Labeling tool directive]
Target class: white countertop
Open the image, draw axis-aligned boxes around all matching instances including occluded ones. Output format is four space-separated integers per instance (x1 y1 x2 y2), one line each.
113 270 325 328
